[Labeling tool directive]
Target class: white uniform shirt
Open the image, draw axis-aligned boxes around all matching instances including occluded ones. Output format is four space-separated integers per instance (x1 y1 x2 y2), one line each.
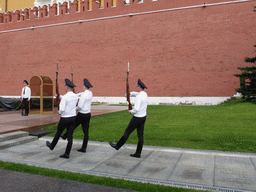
21 86 31 100
59 91 78 118
130 91 148 117
76 90 93 114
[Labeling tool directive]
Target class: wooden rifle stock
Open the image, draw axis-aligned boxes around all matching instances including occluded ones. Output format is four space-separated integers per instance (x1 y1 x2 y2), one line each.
126 71 132 110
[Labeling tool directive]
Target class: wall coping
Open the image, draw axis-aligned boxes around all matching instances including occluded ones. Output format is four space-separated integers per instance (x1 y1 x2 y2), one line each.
0 0 253 33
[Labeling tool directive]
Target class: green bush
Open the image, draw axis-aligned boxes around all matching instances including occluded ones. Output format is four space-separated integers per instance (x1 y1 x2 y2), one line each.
234 45 256 101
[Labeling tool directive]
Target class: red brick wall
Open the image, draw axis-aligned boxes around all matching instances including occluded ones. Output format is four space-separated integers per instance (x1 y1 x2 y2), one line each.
0 0 255 97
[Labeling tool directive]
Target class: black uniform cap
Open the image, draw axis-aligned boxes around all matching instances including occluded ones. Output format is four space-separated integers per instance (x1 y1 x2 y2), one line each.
137 79 147 89
65 78 76 88
23 80 28 85
83 78 93 88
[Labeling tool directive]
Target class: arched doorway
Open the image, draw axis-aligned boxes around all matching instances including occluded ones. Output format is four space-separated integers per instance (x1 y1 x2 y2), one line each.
29 75 54 115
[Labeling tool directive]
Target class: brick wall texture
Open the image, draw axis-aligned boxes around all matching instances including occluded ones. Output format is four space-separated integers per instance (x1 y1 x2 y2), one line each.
0 0 255 97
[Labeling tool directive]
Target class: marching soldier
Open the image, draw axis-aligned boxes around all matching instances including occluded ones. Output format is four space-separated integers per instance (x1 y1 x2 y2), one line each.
109 79 148 158
21 80 31 116
61 78 93 153
46 79 78 159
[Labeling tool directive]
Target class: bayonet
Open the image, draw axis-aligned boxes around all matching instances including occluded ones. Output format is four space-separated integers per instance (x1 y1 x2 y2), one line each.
71 65 73 83
126 62 132 110
56 63 60 110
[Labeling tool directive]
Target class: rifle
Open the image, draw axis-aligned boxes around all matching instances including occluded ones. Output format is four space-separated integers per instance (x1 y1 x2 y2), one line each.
56 63 60 110
71 65 76 93
126 62 132 110
71 65 73 83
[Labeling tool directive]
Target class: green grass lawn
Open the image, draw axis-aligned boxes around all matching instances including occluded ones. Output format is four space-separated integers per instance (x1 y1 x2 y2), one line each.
3 98 254 192
44 98 256 153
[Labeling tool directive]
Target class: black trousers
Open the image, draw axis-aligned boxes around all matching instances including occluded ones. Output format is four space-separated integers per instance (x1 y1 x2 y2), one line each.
64 112 91 150
22 98 29 115
116 116 147 155
51 116 76 155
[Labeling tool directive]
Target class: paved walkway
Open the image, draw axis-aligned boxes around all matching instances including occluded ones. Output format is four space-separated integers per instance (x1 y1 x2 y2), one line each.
0 105 256 192
1 137 256 192
0 105 127 134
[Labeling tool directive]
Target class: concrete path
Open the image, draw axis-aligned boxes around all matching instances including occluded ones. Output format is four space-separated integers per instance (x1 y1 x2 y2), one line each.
0 105 256 191
0 137 256 192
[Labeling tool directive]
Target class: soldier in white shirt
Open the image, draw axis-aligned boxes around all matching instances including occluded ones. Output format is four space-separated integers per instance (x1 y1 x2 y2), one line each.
61 78 93 153
109 79 148 158
21 80 31 116
46 79 78 159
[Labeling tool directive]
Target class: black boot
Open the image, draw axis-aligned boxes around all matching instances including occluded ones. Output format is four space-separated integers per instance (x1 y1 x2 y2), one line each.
130 153 141 158
77 148 86 153
109 142 118 150
130 141 143 158
46 141 53 150
60 154 69 159
60 133 66 140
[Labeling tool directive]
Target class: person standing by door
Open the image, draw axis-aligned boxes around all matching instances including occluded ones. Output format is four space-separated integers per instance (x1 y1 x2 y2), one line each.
21 80 31 116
